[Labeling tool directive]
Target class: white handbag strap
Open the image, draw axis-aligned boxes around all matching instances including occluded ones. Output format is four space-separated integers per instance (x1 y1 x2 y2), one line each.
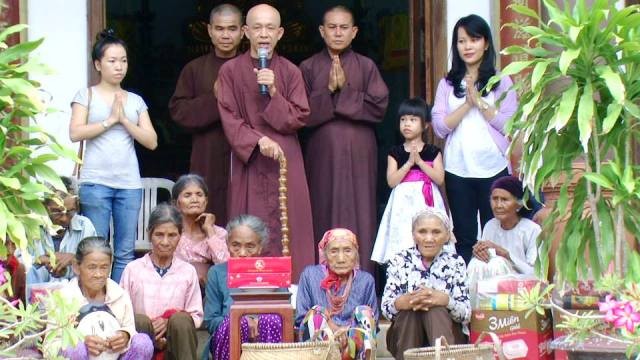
434 336 450 360
474 331 505 360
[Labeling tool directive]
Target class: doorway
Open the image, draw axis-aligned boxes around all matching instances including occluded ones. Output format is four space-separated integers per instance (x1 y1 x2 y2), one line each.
93 0 446 223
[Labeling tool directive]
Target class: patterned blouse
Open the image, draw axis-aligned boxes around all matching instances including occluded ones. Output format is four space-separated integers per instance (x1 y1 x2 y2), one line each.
381 246 471 325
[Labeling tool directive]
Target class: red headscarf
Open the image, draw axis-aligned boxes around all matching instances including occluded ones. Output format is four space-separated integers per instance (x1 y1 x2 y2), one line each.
317 229 360 315
318 228 360 291
317 228 360 268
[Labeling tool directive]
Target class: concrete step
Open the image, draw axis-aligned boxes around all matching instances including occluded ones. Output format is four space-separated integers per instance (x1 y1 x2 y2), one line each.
376 321 393 358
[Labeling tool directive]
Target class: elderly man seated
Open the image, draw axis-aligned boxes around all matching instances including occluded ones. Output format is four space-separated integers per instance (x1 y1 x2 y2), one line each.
296 228 378 360
382 208 471 360
27 178 96 285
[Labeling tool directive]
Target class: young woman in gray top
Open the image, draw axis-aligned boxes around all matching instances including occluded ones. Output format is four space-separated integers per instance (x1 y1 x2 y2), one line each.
69 29 157 283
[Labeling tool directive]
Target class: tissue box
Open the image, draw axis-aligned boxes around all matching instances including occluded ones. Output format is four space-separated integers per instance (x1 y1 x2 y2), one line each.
227 257 291 288
471 309 553 360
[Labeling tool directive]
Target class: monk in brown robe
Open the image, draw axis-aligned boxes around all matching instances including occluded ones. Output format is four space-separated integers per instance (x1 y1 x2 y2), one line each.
168 4 243 224
300 6 389 274
217 4 314 280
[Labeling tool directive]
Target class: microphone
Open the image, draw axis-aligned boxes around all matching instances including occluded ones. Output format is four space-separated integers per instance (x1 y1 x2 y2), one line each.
258 47 269 96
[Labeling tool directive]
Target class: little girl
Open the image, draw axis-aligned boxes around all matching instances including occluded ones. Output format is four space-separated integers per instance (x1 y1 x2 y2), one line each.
372 97 451 264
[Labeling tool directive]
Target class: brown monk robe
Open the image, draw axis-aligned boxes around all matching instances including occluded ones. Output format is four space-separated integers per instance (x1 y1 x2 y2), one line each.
300 6 389 274
168 4 244 224
217 4 314 281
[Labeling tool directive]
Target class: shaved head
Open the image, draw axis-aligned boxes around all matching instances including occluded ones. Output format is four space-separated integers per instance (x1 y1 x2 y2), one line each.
243 3 284 58
323 5 354 25
209 3 243 24
246 3 281 27
320 5 358 55
207 3 243 58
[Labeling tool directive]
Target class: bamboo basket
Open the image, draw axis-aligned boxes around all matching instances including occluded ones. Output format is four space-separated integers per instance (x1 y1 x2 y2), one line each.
403 332 505 360
240 341 341 360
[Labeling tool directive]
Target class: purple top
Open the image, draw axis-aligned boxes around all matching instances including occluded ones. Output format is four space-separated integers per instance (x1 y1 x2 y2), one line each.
431 76 517 157
295 264 379 327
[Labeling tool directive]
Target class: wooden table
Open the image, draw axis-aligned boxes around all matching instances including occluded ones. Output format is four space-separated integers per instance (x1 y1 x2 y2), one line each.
229 289 294 360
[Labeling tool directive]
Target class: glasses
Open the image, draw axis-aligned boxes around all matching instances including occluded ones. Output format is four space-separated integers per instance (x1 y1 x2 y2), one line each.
49 209 77 219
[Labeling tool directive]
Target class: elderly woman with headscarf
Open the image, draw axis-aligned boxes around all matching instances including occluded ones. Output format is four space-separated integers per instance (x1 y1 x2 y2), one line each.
382 208 470 360
296 228 378 360
204 214 283 360
467 176 542 291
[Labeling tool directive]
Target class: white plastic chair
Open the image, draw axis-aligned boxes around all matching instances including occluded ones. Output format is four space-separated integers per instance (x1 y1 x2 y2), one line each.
109 177 174 252
135 177 175 251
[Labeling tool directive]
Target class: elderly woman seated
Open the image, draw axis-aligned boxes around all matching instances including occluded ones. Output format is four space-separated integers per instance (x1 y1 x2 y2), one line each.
172 174 229 288
382 208 470 360
204 214 283 360
296 228 378 360
120 204 203 360
467 176 542 292
56 236 153 360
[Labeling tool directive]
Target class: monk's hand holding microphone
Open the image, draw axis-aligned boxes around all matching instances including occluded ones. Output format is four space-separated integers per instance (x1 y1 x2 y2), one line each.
254 47 277 97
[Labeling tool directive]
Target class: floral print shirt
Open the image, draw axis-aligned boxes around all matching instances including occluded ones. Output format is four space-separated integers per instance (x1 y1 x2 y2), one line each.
381 246 471 325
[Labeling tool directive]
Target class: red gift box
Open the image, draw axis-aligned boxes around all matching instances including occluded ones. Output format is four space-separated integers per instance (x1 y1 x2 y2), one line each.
227 257 291 288
471 309 553 360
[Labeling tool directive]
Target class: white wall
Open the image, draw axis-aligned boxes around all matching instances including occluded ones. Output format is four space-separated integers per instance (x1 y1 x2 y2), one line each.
27 0 87 176
446 0 495 69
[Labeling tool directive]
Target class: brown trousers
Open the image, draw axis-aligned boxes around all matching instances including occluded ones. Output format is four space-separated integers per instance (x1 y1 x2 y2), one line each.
135 312 198 360
386 307 467 360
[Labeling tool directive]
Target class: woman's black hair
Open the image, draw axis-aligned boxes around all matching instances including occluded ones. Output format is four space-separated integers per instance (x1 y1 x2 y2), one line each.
446 14 499 98
91 28 127 63
147 203 183 235
397 97 430 125
171 174 209 203
75 236 112 264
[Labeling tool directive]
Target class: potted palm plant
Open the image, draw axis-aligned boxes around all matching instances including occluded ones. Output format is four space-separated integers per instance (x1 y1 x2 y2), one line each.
489 0 640 358
0 17 82 360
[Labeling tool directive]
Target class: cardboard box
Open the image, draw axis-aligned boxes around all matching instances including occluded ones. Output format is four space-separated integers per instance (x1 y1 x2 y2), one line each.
227 257 291 288
471 309 553 360
477 278 543 295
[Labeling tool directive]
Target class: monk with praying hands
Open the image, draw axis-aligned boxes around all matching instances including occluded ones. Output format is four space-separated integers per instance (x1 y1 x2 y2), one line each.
300 5 389 274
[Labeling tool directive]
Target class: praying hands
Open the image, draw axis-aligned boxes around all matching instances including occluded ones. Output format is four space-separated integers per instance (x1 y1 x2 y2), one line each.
328 55 346 93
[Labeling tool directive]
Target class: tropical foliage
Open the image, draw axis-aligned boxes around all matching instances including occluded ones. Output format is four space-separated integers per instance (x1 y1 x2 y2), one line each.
0 18 81 360
492 0 640 284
